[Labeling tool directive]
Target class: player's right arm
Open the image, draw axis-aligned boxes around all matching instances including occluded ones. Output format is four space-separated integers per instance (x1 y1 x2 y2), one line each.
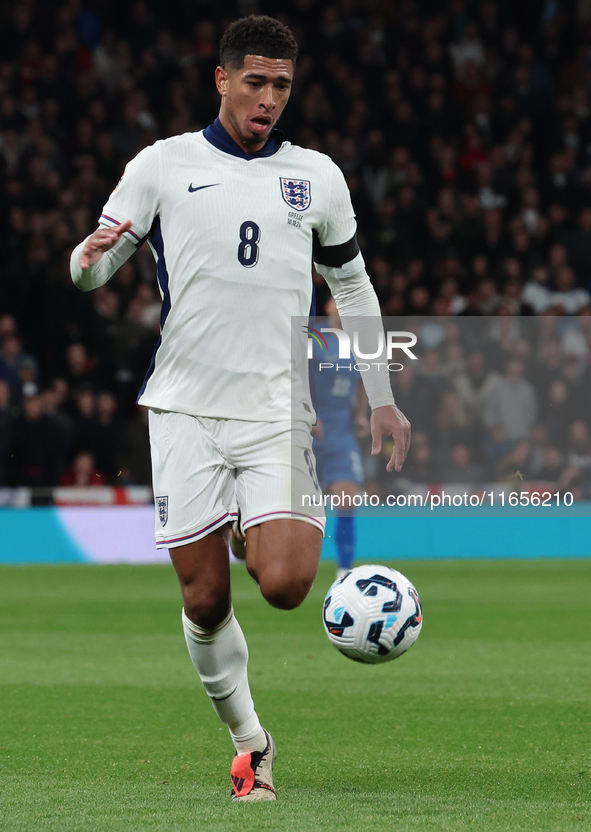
71 221 136 291
70 143 161 291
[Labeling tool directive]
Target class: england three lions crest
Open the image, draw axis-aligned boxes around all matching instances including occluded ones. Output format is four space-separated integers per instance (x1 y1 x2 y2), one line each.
280 178 311 211
156 495 168 527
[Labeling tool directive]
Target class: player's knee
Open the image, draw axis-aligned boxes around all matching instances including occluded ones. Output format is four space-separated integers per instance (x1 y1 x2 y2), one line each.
182 584 230 630
259 570 313 610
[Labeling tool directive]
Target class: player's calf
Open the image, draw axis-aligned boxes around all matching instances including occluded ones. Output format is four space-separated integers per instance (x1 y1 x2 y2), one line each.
258 569 315 610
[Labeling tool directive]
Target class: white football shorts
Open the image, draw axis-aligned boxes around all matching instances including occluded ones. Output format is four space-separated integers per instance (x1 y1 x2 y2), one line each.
148 410 326 548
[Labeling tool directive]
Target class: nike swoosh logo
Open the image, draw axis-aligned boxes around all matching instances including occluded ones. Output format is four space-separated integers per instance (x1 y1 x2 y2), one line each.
188 183 220 193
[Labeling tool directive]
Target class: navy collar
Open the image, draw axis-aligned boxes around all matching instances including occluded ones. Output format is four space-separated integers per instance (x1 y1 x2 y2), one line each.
203 117 284 160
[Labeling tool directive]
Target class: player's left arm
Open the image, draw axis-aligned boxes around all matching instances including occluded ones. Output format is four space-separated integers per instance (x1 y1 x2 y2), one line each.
312 163 411 472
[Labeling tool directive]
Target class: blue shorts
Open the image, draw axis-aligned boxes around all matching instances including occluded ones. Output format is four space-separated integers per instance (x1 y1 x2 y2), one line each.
313 432 364 488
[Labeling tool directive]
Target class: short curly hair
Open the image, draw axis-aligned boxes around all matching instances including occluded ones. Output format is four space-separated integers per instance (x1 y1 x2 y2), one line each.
219 15 298 70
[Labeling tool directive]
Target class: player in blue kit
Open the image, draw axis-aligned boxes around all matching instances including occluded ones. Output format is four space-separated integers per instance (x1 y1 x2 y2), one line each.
312 298 369 578
71 15 411 802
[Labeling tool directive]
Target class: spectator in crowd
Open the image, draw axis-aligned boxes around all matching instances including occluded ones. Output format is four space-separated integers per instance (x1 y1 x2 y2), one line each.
560 207 591 281
93 390 122 483
440 442 485 483
533 446 565 482
0 336 37 403
64 344 101 392
556 419 591 496
548 266 591 315
41 379 74 453
531 333 564 406
417 348 447 400
60 451 106 486
390 364 437 440
529 424 550 475
522 266 552 315
440 341 466 379
544 378 575 450
454 349 501 430
565 420 591 471
435 390 470 462
72 387 99 456
395 432 438 485
8 394 65 487
0 316 19 342
482 424 514 480
484 357 538 442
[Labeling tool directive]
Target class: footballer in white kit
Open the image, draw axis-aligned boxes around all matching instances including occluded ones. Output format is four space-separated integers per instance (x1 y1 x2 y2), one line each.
71 15 411 803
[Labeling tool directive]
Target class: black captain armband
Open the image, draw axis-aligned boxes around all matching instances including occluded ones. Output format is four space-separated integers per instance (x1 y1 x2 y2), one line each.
312 231 360 268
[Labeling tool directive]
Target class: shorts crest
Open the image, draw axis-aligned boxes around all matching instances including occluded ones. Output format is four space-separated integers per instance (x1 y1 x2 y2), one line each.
156 495 168 526
280 178 311 211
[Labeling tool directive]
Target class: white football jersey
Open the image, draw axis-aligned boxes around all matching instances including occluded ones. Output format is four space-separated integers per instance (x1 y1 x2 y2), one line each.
98 120 360 423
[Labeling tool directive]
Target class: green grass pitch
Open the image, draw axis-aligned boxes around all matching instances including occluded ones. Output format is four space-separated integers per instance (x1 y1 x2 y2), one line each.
0 560 589 831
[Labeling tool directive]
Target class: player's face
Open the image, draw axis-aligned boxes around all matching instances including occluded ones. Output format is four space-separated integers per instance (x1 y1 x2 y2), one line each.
216 55 293 151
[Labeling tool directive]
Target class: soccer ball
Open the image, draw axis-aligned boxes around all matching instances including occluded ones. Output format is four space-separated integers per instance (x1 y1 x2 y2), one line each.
322 564 423 664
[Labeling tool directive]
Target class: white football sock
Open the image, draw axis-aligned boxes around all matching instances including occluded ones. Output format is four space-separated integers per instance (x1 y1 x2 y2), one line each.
182 608 266 755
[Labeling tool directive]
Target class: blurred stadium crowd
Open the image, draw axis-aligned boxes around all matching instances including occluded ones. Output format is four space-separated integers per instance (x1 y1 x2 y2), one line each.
1 0 591 494
370 316 591 499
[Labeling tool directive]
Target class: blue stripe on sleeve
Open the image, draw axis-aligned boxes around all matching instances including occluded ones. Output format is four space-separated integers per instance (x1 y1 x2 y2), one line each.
137 217 171 400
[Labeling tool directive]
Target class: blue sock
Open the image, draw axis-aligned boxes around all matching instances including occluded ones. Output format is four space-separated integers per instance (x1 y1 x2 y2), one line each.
335 514 355 570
